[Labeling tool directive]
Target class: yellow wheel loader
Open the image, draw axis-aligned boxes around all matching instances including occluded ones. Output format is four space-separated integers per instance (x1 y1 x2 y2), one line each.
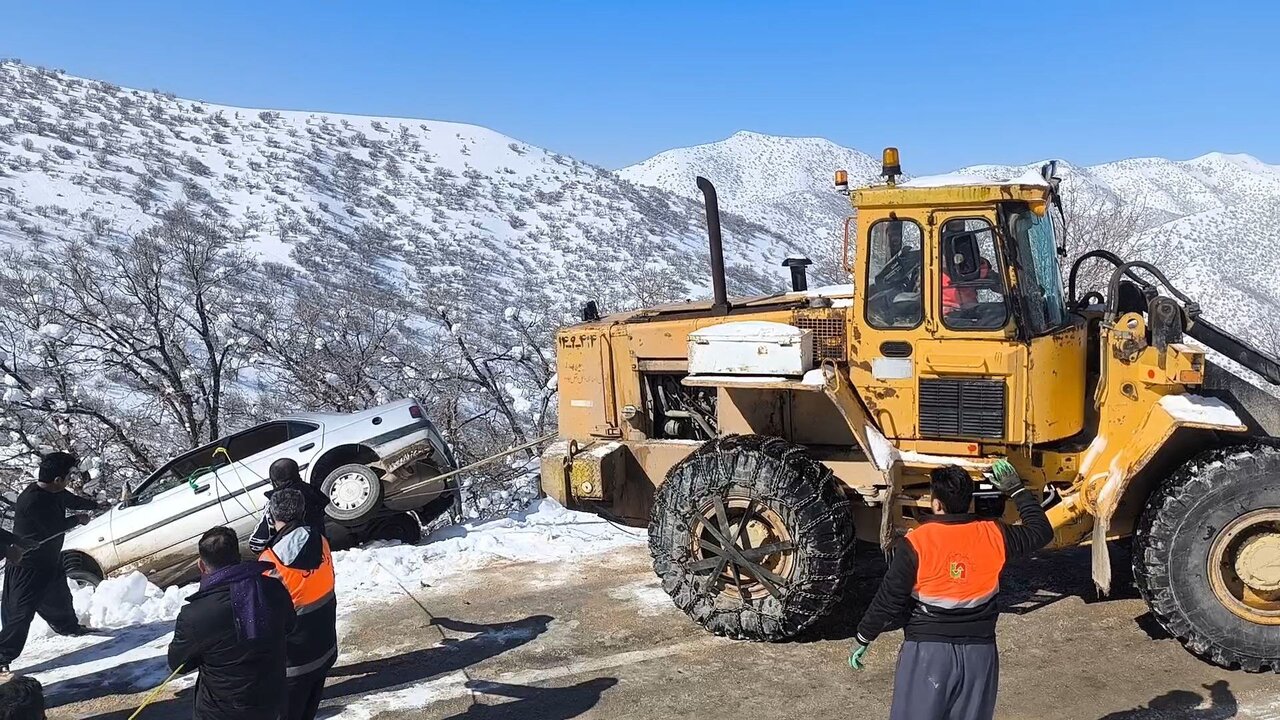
542 149 1280 670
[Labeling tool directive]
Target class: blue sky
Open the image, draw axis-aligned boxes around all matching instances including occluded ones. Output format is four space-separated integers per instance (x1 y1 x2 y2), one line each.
2 1 1277 172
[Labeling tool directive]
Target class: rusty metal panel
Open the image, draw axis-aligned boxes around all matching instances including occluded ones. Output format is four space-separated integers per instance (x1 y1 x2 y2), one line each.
794 308 848 362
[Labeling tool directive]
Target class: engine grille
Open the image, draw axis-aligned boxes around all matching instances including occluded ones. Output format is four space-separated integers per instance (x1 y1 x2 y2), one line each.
793 309 847 362
919 378 1006 440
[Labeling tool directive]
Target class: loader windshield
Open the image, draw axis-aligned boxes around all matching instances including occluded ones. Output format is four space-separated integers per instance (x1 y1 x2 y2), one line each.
1007 208 1068 333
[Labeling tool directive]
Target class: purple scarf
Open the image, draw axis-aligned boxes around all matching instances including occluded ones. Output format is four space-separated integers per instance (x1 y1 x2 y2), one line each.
200 561 277 641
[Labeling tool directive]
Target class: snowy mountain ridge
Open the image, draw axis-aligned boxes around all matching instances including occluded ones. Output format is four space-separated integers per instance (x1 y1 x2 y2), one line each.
623 130 1280 225
621 132 1280 356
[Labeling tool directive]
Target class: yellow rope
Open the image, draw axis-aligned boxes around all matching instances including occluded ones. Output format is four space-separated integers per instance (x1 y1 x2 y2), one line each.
126 663 184 720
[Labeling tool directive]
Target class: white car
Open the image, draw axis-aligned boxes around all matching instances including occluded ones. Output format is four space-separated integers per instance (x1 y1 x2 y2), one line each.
62 399 456 586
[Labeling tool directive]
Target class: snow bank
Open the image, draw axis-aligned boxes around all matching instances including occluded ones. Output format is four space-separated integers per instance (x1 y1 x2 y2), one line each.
75 572 190 629
7 498 642 707
4 571 193 643
10 498 637 645
334 497 643 596
6 572 193 700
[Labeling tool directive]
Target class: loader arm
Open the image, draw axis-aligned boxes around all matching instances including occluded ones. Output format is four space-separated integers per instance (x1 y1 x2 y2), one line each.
1056 311 1252 593
1185 315 1280 386
814 364 904 547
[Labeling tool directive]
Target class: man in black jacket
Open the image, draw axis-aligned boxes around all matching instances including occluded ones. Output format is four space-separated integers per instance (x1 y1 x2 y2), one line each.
248 458 329 555
169 526 296 720
0 452 102 672
850 461 1052 720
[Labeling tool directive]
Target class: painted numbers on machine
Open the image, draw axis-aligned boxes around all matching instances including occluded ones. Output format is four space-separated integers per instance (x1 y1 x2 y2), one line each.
559 334 599 349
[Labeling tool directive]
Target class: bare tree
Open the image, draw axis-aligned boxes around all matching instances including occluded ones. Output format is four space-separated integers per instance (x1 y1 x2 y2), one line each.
1058 186 1176 300
20 207 257 450
236 267 416 413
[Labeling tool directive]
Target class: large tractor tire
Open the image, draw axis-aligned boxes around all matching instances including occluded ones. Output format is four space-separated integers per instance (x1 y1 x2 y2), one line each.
1134 443 1280 672
649 434 854 641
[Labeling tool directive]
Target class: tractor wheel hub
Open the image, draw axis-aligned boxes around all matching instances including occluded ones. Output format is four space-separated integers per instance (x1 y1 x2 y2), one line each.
1235 533 1280 592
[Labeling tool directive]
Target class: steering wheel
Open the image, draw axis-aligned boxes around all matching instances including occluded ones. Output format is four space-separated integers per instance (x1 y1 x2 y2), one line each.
874 245 918 289
870 257 921 325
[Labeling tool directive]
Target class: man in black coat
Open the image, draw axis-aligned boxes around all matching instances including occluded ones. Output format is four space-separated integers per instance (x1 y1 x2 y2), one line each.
248 458 329 555
0 452 102 672
168 526 296 720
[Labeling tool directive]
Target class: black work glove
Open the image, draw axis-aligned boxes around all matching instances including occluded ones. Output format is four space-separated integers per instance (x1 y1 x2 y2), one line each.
991 459 1026 497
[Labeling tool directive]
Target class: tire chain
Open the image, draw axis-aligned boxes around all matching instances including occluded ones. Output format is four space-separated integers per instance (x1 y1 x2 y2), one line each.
649 434 854 641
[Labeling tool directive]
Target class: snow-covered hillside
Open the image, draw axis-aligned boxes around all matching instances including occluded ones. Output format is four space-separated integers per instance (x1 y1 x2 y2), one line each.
0 63 814 311
622 132 1280 355
0 62 823 499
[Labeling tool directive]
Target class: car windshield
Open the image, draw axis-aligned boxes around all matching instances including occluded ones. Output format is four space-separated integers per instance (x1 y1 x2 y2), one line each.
1006 207 1068 334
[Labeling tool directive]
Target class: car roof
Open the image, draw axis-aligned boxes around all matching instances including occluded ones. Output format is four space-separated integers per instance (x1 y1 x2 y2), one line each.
277 398 416 425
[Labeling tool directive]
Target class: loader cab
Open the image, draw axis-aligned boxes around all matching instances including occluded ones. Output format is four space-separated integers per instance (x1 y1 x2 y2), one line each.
842 151 1087 450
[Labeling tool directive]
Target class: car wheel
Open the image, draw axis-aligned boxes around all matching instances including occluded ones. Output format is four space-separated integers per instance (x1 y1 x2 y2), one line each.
62 552 104 589
321 463 385 524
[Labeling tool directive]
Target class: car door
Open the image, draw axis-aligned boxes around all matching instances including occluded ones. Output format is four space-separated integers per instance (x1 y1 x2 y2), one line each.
110 444 230 578
213 420 324 538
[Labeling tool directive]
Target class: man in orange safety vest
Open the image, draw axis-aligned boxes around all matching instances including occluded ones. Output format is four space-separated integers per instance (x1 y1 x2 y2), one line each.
260 488 338 720
849 461 1052 720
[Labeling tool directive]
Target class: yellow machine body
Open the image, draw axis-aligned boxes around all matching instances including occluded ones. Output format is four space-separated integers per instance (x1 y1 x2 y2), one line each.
543 170 1256 592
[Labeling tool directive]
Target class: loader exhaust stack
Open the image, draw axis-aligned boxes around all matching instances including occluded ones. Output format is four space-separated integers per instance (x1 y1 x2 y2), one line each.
783 257 813 292
696 176 730 315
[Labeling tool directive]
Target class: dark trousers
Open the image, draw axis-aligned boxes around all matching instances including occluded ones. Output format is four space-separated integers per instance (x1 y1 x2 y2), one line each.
284 654 335 720
0 563 80 665
889 640 999 720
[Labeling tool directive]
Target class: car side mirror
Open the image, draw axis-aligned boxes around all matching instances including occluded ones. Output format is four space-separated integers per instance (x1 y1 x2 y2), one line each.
119 483 133 505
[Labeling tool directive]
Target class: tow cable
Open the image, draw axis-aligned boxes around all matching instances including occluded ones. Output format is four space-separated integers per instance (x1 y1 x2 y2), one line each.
126 663 184 719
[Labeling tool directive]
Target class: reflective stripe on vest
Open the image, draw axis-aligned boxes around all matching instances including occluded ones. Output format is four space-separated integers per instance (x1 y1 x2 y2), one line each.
286 645 336 678
906 519 1005 610
262 536 336 611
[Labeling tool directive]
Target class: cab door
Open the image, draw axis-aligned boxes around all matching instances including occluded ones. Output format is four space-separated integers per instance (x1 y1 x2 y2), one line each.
849 214 928 438
914 212 1025 445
